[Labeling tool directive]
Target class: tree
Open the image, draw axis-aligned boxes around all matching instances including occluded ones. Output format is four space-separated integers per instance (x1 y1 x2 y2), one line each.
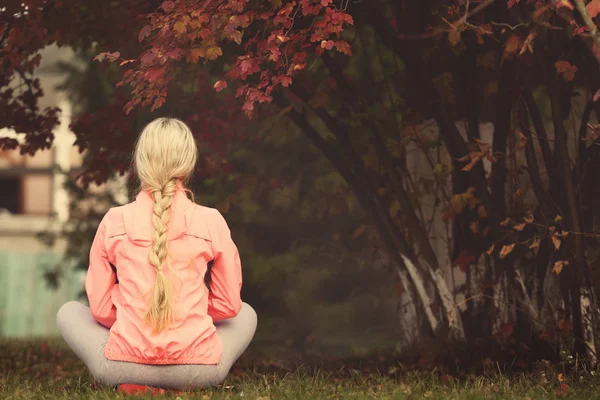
5 0 600 365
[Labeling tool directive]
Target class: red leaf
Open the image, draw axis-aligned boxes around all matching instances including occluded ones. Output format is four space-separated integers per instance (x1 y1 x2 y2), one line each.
280 76 292 87
507 0 520 8
138 25 152 43
452 249 476 272
144 68 163 82
334 41 352 55
555 60 577 82
214 80 228 92
587 0 600 18
321 40 334 50
161 0 175 12
140 51 156 65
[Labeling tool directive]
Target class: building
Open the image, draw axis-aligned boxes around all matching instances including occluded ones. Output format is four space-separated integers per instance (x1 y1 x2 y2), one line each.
0 45 127 337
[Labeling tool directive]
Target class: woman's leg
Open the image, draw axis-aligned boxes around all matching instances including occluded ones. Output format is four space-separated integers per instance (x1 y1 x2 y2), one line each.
55 301 114 386
57 301 257 389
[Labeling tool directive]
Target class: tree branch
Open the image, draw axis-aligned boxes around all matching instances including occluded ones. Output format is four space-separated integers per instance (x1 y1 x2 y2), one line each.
574 0 600 62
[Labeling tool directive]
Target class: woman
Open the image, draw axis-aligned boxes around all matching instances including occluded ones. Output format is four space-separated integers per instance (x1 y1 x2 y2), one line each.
56 117 257 390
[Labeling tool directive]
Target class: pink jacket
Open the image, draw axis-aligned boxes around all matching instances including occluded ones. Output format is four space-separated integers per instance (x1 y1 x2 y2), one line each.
85 187 242 365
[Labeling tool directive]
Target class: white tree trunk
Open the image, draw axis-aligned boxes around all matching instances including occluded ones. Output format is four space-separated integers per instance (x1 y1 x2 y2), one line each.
580 286 597 365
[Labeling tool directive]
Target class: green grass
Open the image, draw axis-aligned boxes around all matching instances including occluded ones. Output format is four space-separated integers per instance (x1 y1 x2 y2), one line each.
2 339 600 399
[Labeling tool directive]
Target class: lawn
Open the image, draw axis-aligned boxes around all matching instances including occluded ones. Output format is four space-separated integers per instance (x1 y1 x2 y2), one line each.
2 340 600 399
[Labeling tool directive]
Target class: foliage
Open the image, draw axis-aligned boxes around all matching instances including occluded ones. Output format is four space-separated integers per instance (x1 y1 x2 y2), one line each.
7 0 600 364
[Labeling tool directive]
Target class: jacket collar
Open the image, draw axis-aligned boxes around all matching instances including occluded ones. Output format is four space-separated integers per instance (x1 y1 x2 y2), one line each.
124 185 194 244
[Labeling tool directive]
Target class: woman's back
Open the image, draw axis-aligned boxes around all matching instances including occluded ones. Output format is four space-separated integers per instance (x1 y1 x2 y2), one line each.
86 187 242 365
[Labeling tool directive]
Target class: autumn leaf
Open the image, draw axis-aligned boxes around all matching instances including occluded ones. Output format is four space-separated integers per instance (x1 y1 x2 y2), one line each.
188 48 205 63
533 5 550 18
448 30 461 47
530 239 541 249
213 80 228 92
552 260 568 275
552 235 562 250
452 249 476 272
138 25 152 43
353 224 367 239
513 223 526 232
486 244 495 256
507 0 521 8
161 0 175 12
503 34 523 59
389 199 401 218
519 31 536 55
469 221 479 234
231 30 243 44
321 40 334 50
477 205 488 218
500 218 511 227
587 0 600 18
555 60 577 82
556 383 570 397
174 21 186 34
334 41 352 55
206 46 223 60
524 213 534 224
557 320 573 332
500 243 515 259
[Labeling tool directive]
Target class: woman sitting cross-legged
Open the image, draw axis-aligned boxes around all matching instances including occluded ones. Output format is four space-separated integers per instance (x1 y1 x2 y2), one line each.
56 117 257 390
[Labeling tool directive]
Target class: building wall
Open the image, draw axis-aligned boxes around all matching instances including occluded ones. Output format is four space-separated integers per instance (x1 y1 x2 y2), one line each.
0 45 126 337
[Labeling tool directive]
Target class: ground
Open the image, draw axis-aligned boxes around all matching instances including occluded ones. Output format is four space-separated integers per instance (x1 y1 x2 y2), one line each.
2 340 600 399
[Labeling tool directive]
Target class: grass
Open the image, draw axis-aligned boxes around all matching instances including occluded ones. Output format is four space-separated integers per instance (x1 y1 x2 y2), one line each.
2 339 600 399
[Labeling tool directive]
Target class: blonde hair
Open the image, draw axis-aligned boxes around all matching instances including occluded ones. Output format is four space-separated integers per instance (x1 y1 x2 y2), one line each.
133 117 198 333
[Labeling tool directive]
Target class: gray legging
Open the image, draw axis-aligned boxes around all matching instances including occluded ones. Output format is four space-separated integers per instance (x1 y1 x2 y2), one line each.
56 301 257 389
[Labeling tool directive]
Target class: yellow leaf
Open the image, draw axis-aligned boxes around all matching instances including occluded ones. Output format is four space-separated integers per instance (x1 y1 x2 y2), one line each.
174 21 186 34
552 235 562 250
389 199 401 218
530 239 541 249
448 30 461 47
554 215 563 223
231 30 243 44
188 47 205 63
513 223 526 232
553 260 569 275
500 244 515 259
477 205 488 219
469 221 479 234
353 224 367 239
206 46 223 60
450 194 464 214
503 34 523 59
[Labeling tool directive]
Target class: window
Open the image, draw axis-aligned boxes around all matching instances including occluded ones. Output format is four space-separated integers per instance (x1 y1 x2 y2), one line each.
0 177 22 214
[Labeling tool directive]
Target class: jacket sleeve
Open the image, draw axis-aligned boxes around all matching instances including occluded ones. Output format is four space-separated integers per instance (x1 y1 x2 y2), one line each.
85 215 117 328
207 210 243 322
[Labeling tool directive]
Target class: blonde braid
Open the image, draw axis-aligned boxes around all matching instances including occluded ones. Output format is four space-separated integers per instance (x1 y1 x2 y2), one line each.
143 178 177 333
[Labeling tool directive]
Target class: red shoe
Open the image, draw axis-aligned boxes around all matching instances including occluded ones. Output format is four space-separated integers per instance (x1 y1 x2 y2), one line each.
118 384 189 397
118 384 166 396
